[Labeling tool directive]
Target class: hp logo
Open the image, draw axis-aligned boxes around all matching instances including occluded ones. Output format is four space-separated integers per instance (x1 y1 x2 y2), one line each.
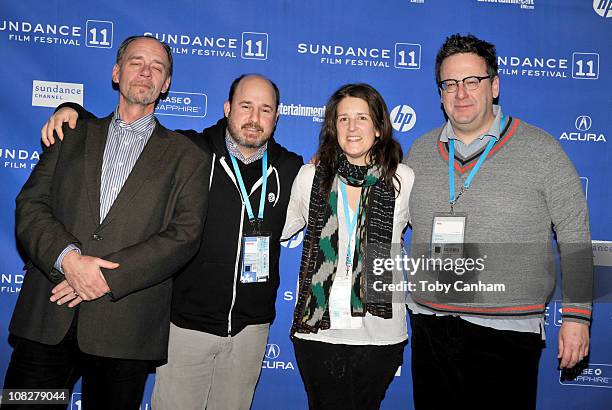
575 115 592 131
265 344 280 359
593 0 612 18
390 105 416 133
281 230 304 249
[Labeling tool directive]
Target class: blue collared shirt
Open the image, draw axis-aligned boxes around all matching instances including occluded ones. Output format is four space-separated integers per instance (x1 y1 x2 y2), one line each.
55 108 156 273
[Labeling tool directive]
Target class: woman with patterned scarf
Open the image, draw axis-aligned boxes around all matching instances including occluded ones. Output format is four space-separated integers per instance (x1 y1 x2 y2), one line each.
282 83 414 409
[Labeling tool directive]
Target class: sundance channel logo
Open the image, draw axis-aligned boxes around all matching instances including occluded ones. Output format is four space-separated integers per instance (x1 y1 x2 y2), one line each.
261 343 295 371
560 364 612 389
0 19 113 48
144 30 269 60
32 80 83 108
155 91 207 118
297 41 421 71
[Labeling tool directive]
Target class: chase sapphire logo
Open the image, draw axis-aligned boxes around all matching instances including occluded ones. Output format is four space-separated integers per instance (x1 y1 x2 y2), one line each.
575 115 592 132
156 91 207 118
390 105 417 133
265 343 280 360
560 364 612 388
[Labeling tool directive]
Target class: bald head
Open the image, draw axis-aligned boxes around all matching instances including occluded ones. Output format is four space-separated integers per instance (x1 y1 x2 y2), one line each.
228 74 280 108
223 74 280 157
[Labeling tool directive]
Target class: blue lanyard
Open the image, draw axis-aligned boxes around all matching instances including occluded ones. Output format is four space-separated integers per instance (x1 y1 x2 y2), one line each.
448 115 505 209
340 180 360 268
229 150 268 223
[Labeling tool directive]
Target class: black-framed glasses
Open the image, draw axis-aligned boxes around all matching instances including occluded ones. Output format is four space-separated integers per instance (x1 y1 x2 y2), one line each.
438 75 492 93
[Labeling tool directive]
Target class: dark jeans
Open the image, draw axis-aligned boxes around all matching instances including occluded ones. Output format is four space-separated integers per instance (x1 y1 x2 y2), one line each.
3 322 151 410
293 337 406 410
409 312 544 410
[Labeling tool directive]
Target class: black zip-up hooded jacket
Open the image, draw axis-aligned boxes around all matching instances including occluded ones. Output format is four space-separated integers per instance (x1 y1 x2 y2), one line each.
172 118 303 336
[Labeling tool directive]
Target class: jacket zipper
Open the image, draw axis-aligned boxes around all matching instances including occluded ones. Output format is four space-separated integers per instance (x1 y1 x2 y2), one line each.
220 156 274 336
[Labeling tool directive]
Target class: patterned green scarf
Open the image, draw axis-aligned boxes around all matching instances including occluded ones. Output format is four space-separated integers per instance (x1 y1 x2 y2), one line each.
292 155 395 334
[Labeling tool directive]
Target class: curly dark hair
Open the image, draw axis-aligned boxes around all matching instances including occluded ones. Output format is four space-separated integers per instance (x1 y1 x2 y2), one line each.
435 34 498 85
316 83 402 193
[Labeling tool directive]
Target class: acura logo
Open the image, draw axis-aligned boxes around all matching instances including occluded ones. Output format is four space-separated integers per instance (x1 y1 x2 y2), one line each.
575 115 592 132
265 343 280 359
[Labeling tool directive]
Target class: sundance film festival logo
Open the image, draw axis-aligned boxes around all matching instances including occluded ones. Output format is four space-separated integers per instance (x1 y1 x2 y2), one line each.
594 0 612 17
498 52 599 80
390 105 417 132
262 343 295 371
155 91 207 118
144 30 268 60
0 146 40 170
297 41 421 71
1 273 23 294
560 115 606 143
0 19 113 48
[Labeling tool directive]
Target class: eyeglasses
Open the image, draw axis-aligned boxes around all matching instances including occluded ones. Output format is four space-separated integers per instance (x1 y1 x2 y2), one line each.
438 75 492 93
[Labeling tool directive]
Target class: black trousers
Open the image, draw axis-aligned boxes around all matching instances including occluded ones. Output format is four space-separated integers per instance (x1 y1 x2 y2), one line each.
3 321 151 410
409 312 544 410
293 337 406 410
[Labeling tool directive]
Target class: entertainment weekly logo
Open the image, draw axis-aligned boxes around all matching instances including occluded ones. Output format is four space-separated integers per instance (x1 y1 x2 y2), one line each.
0 19 113 48
476 0 535 10
278 102 325 123
497 52 599 80
297 41 421 71
144 30 269 60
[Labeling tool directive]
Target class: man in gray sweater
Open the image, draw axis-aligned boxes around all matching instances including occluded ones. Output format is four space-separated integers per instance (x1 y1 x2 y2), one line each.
404 34 592 410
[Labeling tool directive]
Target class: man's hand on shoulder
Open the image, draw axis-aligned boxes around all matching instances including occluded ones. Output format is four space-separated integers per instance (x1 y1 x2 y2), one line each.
61 251 118 301
558 321 590 369
41 107 79 147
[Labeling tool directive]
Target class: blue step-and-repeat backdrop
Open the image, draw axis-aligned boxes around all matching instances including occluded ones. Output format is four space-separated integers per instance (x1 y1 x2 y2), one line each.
1 1 611 409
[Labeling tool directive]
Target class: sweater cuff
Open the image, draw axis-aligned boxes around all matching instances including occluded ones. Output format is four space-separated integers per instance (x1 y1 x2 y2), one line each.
561 304 592 325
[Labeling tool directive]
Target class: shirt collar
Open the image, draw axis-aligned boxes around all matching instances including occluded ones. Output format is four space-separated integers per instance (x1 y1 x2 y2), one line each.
225 129 268 165
112 107 157 136
439 105 503 143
